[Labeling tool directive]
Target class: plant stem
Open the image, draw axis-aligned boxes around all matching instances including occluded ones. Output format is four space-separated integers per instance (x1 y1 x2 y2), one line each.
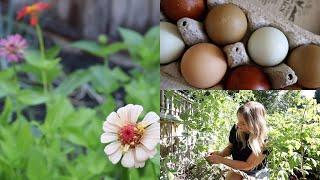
35 24 48 94
12 63 18 84
41 71 48 94
36 24 45 59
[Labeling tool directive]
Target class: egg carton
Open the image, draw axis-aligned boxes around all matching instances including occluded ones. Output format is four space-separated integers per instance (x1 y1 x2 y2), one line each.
161 0 320 90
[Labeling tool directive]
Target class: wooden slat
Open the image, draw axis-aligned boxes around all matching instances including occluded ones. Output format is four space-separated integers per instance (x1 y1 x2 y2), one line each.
4 0 159 39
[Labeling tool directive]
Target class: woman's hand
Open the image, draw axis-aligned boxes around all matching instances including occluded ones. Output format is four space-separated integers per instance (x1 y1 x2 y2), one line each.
206 155 223 164
209 151 221 156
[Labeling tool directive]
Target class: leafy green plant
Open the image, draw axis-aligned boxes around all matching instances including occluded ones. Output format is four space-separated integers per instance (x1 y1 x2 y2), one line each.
161 90 320 180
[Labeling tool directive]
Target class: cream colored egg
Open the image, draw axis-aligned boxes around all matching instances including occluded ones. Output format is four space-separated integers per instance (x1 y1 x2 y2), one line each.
248 27 289 67
160 22 185 64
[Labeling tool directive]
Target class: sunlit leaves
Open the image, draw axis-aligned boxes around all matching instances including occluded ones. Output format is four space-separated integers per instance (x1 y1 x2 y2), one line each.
161 90 320 179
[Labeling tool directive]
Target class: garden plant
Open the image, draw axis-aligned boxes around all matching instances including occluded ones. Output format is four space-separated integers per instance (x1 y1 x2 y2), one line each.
160 90 320 180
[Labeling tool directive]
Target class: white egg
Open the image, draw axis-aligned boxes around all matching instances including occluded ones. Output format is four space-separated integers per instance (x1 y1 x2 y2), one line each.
248 27 289 67
160 22 185 64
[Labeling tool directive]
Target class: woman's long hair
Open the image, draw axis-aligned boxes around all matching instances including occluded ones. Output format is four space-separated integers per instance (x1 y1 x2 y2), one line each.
236 101 268 156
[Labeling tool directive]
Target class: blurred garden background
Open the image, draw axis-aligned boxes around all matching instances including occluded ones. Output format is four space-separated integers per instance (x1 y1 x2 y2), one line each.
160 90 320 180
0 0 160 179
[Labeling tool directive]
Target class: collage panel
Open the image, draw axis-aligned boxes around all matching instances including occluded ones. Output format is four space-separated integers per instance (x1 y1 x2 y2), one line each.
160 90 320 180
160 0 320 179
0 0 160 179
160 0 320 90
1 0 320 180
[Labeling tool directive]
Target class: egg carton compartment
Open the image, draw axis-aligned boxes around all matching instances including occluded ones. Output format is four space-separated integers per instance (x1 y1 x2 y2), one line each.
160 0 320 90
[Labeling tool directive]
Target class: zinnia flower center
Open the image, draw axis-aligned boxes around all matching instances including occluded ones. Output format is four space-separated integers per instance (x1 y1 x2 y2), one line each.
119 124 145 148
26 5 38 14
6 44 18 53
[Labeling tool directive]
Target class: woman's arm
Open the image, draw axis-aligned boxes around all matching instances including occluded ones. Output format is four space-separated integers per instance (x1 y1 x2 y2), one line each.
214 143 233 157
207 152 266 171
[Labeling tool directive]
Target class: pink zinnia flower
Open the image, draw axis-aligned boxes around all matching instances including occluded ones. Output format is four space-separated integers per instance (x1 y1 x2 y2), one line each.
0 34 28 62
101 104 160 168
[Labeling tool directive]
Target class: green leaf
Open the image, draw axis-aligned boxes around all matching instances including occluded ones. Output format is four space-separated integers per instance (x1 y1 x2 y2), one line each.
27 148 49 180
86 150 106 175
0 68 14 80
44 96 74 133
54 69 92 96
24 50 61 70
16 119 33 153
124 77 159 113
19 63 62 85
46 46 61 59
0 127 18 162
71 40 105 57
72 40 126 60
101 42 127 57
119 28 143 46
150 151 160 166
128 169 140 180
63 108 95 128
96 95 117 116
111 67 130 82
89 65 120 94
145 26 160 41
16 89 48 105
0 78 19 98
0 97 13 125
62 127 88 146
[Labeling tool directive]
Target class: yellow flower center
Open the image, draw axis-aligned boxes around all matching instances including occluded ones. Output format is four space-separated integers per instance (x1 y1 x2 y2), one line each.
26 5 38 14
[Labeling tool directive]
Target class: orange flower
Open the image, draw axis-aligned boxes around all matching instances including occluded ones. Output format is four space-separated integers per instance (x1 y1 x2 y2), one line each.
16 2 51 26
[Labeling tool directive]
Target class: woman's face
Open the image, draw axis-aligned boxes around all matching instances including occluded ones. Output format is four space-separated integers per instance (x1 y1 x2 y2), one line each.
237 113 251 133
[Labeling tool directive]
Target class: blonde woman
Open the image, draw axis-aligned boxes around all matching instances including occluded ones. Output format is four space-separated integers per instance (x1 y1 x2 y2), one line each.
206 101 269 180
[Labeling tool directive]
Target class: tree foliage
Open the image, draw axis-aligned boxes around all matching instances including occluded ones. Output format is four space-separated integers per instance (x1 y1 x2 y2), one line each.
161 90 320 180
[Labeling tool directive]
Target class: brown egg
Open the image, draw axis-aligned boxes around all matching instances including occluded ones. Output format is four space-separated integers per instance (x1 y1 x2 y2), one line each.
160 0 206 22
288 44 320 89
181 43 227 89
205 4 247 45
225 65 271 90
281 84 303 90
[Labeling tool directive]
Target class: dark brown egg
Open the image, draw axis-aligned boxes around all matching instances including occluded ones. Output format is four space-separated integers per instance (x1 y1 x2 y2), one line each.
160 0 206 22
205 4 247 45
225 65 271 90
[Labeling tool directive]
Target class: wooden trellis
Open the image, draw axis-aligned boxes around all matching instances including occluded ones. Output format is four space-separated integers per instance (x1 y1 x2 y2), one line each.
160 90 197 165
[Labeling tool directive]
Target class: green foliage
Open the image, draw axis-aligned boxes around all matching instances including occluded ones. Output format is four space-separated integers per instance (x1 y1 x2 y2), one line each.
119 26 160 69
0 26 160 179
71 38 127 59
161 90 320 180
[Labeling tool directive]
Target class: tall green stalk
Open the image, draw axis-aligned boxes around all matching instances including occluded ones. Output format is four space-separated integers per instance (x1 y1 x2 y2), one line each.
35 24 48 94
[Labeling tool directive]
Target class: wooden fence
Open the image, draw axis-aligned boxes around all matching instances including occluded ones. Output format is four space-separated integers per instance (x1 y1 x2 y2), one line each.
2 0 160 40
